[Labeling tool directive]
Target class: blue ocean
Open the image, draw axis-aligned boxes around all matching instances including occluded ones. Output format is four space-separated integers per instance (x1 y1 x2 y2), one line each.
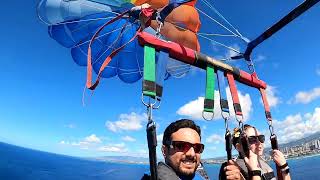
0 142 319 180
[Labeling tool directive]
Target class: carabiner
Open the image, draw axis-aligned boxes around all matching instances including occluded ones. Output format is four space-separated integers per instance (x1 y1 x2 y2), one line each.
141 93 158 108
268 124 275 136
221 111 230 121
202 111 214 121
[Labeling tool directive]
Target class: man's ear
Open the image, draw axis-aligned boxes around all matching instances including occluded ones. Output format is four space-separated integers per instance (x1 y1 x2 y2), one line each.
161 145 168 158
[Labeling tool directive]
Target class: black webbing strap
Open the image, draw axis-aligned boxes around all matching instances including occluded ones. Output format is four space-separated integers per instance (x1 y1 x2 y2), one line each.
147 121 158 180
225 130 232 160
271 134 283 180
217 70 229 113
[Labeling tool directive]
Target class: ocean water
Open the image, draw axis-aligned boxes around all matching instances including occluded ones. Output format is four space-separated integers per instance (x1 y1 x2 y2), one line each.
0 142 319 180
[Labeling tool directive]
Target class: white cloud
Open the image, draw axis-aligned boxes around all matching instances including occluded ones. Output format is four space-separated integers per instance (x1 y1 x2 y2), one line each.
85 134 102 143
71 141 91 149
122 149 149 158
177 96 204 120
59 141 69 145
206 134 224 144
106 112 147 132
176 89 252 121
226 44 240 58
122 135 136 142
64 124 76 129
98 143 128 153
273 107 320 143
294 87 320 104
63 134 102 150
263 86 280 107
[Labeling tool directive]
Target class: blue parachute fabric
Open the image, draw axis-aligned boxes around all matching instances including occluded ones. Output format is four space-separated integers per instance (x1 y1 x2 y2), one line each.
48 9 144 82
117 25 144 83
39 0 192 84
39 0 144 81
37 0 118 25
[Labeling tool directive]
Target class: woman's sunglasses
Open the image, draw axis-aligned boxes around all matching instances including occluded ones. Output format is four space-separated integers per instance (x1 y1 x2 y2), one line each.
168 141 205 154
247 135 265 144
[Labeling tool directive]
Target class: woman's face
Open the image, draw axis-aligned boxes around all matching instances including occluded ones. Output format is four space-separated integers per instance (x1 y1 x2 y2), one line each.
245 127 264 156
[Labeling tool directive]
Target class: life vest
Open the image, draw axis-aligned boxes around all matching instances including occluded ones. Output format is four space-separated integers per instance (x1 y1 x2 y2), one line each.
142 161 208 180
235 157 276 180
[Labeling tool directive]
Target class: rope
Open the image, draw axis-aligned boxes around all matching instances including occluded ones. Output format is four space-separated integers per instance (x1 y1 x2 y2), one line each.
200 0 246 39
196 7 241 39
197 34 242 55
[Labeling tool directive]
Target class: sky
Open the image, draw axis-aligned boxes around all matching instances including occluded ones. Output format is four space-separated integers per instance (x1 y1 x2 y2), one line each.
0 0 320 159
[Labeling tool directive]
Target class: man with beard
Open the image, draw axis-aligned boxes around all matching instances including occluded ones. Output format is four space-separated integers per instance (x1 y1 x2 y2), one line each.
157 119 242 180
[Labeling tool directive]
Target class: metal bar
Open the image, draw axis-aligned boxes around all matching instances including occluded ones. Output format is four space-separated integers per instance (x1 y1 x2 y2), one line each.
138 32 267 90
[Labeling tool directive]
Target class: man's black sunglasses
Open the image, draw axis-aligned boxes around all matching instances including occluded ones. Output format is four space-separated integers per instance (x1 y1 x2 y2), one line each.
247 135 265 144
167 141 205 154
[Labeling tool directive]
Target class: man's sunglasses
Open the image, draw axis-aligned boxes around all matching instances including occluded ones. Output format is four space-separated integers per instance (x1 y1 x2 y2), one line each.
247 135 265 144
167 141 205 154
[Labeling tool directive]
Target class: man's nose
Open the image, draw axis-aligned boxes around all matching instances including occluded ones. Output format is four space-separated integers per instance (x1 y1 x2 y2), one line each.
185 146 196 157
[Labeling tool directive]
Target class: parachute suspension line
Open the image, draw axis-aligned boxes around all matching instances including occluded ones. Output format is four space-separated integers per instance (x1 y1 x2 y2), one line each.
92 21 129 65
164 20 242 57
202 65 216 120
166 65 191 78
197 32 238 37
199 0 249 43
142 45 159 180
217 70 232 160
73 24 132 47
260 88 283 180
86 10 141 90
195 7 241 40
197 34 242 55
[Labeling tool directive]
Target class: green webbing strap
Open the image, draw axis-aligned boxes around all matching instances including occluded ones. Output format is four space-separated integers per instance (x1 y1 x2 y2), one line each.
204 65 215 112
143 45 156 98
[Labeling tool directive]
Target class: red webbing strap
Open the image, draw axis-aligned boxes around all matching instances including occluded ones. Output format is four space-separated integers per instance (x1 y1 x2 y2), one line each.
86 10 130 90
226 72 242 116
87 27 141 90
260 88 272 121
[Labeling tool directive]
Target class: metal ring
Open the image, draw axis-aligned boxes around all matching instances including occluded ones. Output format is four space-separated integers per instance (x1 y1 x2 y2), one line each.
141 93 157 107
239 121 244 131
246 59 256 74
156 22 163 38
269 124 274 135
235 114 244 124
153 98 161 109
221 111 230 120
202 111 214 121
224 117 229 131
